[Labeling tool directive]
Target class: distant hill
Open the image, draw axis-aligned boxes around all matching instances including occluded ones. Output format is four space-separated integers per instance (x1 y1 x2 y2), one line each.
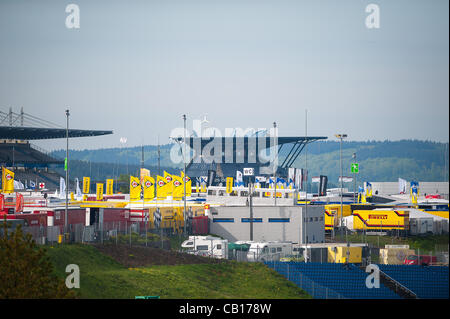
50 140 449 185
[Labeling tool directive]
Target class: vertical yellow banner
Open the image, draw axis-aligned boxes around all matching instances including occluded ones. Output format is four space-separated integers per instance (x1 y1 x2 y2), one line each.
143 176 155 200
83 177 90 194
2 167 15 193
156 175 168 199
172 175 184 200
106 179 114 195
96 183 104 201
130 176 141 201
181 171 192 197
226 177 233 194
164 171 174 196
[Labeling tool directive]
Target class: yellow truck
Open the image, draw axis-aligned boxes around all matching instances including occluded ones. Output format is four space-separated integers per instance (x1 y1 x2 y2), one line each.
352 209 409 232
324 204 352 231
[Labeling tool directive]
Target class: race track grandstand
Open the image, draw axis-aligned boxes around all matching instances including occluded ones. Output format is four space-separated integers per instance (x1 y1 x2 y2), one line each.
0 108 112 191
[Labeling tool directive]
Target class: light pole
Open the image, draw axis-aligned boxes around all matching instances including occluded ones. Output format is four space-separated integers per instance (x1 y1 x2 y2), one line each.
352 152 356 203
183 114 187 234
335 133 347 239
65 109 70 240
273 121 277 206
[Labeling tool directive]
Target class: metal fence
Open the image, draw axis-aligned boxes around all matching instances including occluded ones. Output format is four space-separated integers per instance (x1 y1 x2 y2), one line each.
265 261 344 299
19 221 185 249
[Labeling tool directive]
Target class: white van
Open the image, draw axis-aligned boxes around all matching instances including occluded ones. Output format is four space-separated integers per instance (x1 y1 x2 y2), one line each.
246 242 293 262
181 236 229 259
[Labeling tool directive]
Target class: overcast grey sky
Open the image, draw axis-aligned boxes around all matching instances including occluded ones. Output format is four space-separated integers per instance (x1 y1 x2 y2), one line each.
0 0 448 150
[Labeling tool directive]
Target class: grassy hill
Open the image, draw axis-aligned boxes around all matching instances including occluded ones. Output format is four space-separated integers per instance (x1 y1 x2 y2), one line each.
46 244 310 299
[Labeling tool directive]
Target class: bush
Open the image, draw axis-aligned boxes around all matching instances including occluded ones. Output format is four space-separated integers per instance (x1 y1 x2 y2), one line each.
0 220 76 298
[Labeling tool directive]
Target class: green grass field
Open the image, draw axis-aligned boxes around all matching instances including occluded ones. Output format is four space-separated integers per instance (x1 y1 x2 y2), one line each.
45 244 310 299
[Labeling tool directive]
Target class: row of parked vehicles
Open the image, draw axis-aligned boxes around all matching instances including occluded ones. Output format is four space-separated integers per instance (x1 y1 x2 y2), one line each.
180 236 444 266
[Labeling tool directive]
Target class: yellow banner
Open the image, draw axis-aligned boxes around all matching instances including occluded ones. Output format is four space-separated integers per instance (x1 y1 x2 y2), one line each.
83 177 90 194
226 177 233 194
96 183 104 201
164 171 174 196
181 171 192 197
129 176 141 201
156 175 168 199
143 175 155 200
172 175 184 200
106 179 114 195
2 167 14 193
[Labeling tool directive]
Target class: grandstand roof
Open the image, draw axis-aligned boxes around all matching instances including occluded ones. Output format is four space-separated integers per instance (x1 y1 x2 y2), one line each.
183 136 327 148
0 126 113 140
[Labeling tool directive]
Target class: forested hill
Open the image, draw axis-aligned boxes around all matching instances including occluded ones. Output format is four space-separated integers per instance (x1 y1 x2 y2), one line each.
289 140 448 184
50 140 449 183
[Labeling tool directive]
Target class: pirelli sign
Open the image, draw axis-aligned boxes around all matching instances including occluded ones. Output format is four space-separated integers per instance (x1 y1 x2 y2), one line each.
369 215 388 220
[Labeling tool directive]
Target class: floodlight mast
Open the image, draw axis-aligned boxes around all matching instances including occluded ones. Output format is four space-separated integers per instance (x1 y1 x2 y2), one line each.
65 109 70 241
335 133 347 239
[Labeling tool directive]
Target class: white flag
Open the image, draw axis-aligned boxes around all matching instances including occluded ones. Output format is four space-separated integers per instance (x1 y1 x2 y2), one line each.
59 177 66 199
398 178 407 194
75 178 82 198
295 168 302 190
14 180 24 190
236 171 243 187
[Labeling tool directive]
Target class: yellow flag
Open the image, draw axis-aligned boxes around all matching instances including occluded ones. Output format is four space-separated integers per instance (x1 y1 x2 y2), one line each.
2 167 14 193
226 177 233 194
156 175 168 199
181 171 192 197
96 183 104 201
106 179 114 195
143 175 155 200
164 171 174 196
129 176 141 201
83 177 90 194
172 175 184 200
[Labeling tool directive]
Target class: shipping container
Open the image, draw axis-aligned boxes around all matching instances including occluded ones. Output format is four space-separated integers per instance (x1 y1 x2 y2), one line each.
379 247 415 265
327 246 362 264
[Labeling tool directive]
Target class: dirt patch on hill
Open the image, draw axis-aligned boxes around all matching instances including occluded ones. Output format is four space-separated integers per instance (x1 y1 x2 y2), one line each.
92 244 227 267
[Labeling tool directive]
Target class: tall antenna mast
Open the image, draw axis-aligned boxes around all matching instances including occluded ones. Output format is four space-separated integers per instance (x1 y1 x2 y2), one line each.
304 109 308 245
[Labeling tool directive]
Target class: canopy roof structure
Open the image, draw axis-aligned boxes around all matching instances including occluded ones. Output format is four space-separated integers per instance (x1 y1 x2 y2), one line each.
181 136 327 179
181 136 327 169
0 126 113 140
